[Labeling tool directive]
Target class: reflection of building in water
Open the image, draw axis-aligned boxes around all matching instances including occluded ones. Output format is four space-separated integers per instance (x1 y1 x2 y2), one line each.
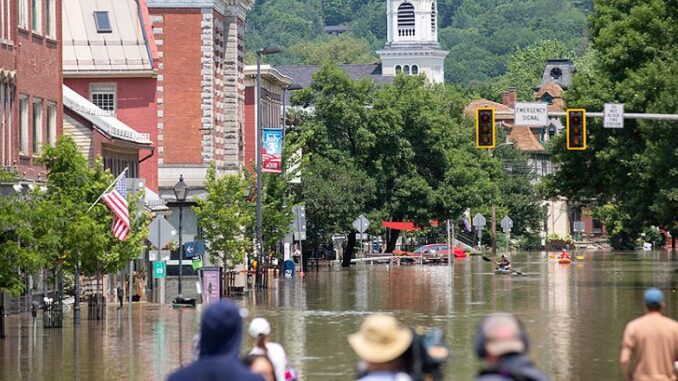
544 262 574 379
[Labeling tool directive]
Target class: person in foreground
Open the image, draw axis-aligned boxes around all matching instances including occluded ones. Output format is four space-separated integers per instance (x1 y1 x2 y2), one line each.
474 313 550 381
166 299 264 381
244 354 277 381
620 287 678 381
249 317 289 381
348 314 413 381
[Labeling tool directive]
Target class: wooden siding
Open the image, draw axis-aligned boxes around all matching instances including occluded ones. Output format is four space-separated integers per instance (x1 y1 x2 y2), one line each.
63 114 94 164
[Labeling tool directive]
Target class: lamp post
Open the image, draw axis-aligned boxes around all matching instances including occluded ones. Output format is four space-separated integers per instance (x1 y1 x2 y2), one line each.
255 45 282 289
173 175 188 297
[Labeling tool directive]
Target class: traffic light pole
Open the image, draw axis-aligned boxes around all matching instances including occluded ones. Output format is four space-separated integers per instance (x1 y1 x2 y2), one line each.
494 111 678 121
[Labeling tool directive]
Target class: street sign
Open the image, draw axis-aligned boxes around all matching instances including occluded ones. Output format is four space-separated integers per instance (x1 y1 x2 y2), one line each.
183 240 205 257
152 261 166 279
353 214 370 233
604 103 624 128
148 216 177 249
514 103 548 127
472 213 486 228
500 216 513 233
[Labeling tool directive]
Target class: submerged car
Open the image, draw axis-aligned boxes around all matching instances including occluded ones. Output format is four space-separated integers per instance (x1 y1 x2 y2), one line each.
412 244 467 262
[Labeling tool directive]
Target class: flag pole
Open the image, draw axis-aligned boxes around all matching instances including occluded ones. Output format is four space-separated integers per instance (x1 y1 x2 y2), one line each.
87 167 129 212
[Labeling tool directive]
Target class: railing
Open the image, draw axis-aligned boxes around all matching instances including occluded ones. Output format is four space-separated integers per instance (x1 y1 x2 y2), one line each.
398 28 415 37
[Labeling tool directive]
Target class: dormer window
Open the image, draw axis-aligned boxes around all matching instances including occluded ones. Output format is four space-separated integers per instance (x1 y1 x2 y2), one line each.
542 93 553 105
94 11 112 33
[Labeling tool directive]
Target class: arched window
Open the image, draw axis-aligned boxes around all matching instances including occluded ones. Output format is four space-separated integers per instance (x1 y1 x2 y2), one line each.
397 2 415 37
395 65 402 74
411 65 419 75
431 2 436 34
403 65 410 75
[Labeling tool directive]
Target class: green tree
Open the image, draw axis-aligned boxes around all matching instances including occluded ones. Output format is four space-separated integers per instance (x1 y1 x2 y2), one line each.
193 166 253 267
548 0 678 248
290 35 378 65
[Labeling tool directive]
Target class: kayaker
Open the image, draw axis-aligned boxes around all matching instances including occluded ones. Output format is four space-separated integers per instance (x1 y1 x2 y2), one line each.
558 250 570 260
474 313 551 381
620 288 678 381
498 255 511 270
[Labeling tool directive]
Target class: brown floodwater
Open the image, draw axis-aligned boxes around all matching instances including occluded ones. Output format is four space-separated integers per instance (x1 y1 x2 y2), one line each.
1 251 678 381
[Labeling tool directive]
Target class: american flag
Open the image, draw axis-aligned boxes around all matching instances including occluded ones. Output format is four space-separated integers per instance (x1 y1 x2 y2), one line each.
102 175 129 241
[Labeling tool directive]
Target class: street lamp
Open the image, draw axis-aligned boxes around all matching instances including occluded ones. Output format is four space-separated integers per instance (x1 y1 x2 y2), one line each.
173 175 188 297
256 44 282 289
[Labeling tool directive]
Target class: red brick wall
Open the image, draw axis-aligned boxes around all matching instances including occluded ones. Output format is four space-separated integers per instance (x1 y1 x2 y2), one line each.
12 0 63 179
64 77 158 191
150 9 202 165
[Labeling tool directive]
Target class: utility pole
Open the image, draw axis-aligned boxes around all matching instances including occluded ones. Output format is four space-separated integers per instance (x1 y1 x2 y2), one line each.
491 205 497 256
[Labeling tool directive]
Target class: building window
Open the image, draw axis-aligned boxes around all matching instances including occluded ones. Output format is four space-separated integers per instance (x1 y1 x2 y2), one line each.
18 0 28 29
1 0 5 40
403 65 410 75
431 2 436 34
411 65 419 75
93 11 112 33
19 96 28 154
395 65 402 74
46 0 55 38
32 99 42 154
31 0 42 34
90 84 116 113
47 102 56 146
397 2 415 37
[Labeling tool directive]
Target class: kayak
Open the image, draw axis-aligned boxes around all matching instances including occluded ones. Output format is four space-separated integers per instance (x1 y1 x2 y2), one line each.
495 268 513 275
453 248 467 258
558 258 572 264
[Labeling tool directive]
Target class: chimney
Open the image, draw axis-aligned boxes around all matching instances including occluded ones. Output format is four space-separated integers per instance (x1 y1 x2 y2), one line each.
502 87 517 108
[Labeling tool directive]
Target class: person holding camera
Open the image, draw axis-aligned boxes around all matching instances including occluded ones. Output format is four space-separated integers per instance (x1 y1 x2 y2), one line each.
348 314 414 381
474 313 550 381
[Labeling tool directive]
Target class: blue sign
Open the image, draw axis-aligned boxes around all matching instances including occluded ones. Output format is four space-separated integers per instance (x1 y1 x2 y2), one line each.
183 240 205 258
262 128 283 173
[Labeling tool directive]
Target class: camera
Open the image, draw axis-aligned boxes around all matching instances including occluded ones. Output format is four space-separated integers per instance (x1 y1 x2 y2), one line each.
403 327 450 381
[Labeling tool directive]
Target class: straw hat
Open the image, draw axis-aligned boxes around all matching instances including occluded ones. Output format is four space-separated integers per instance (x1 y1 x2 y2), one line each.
348 315 413 363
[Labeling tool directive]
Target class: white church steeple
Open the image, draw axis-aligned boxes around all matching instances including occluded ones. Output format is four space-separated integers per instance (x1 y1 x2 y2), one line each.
378 0 449 83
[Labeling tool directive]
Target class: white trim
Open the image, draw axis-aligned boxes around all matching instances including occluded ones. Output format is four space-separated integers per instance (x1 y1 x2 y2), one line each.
19 95 28 155
31 0 42 34
46 0 56 38
47 102 56 147
18 0 28 29
32 98 43 155
89 83 117 114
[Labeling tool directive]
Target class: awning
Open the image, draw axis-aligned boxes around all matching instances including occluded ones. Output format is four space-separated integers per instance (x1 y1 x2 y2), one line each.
381 221 419 231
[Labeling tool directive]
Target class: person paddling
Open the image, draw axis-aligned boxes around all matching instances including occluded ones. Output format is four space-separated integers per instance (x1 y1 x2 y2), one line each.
558 249 570 260
497 255 511 271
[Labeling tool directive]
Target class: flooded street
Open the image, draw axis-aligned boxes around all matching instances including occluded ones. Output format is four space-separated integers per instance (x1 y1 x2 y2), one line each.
2 251 678 380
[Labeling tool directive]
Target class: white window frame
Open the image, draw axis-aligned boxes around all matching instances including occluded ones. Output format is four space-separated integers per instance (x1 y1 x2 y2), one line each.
90 83 117 114
46 0 55 38
18 0 28 29
32 99 42 155
1 0 5 41
31 0 42 34
47 102 56 146
19 96 28 155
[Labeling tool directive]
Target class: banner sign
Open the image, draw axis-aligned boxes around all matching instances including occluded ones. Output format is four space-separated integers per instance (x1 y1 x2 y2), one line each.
262 128 283 174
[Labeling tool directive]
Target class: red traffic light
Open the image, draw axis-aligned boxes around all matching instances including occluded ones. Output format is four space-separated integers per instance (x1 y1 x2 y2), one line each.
566 109 586 150
476 108 495 149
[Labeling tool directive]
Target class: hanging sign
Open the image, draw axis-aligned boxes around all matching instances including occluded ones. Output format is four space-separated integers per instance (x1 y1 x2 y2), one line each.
262 128 283 174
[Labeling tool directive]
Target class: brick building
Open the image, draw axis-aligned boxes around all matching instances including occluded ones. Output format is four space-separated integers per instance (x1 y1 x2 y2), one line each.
62 0 160 190
0 0 62 181
146 0 253 298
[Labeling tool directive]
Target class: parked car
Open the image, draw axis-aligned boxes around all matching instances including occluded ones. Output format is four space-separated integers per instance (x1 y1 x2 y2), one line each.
412 244 467 262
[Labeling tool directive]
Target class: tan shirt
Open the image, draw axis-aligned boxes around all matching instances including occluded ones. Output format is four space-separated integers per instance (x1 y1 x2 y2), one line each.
622 312 678 381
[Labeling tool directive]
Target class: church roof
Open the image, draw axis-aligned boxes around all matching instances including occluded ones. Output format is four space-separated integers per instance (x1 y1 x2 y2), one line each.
534 82 564 99
534 59 575 91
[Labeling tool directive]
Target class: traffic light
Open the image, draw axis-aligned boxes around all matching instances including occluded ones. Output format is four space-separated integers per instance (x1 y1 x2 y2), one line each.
566 109 586 150
476 107 495 149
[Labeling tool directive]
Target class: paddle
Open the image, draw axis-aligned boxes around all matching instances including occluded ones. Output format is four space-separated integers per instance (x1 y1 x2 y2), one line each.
481 255 524 276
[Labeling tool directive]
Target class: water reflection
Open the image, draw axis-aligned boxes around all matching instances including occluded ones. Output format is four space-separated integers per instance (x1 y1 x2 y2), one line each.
1 251 677 380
